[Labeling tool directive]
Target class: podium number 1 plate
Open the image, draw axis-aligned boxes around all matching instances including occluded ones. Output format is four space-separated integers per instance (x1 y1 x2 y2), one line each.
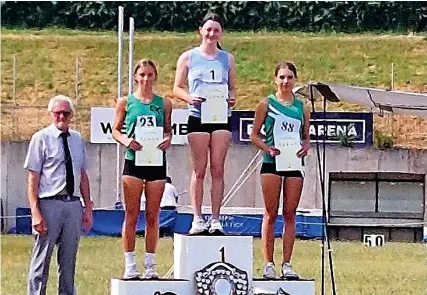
201 84 228 124
135 126 163 166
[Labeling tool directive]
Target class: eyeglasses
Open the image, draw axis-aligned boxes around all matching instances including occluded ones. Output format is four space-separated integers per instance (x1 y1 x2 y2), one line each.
52 111 71 117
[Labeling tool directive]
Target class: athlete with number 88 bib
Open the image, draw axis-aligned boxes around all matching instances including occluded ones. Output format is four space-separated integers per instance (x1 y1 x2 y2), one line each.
250 61 311 280
112 58 173 279
173 13 237 236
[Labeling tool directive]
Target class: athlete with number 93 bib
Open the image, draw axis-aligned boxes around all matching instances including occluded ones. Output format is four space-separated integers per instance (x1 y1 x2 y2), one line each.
112 58 173 280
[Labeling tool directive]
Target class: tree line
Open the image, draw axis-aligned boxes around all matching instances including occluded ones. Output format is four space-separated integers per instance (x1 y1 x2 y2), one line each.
2 1 427 33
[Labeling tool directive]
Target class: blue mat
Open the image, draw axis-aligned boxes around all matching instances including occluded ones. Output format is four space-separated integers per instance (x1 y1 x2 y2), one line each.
12 208 323 238
174 213 322 238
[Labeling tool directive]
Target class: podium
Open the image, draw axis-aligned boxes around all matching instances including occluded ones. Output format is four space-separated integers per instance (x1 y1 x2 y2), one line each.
111 234 315 295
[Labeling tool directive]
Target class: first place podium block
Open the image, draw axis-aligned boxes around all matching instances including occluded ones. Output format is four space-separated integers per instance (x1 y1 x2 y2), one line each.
174 234 254 281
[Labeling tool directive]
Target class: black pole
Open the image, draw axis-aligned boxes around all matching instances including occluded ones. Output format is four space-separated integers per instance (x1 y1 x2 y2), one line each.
308 85 325 295
322 88 327 295
309 84 337 295
324 97 338 295
320 86 326 295
322 90 338 295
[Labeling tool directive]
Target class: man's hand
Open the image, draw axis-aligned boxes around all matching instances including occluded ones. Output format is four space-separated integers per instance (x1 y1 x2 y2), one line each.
82 206 93 233
32 209 47 236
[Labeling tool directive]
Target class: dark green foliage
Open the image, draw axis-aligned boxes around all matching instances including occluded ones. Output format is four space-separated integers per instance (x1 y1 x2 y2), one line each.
1 1 427 32
333 123 358 148
374 130 394 149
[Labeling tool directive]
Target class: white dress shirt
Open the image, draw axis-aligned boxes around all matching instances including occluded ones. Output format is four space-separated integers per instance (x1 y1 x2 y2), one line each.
23 124 88 198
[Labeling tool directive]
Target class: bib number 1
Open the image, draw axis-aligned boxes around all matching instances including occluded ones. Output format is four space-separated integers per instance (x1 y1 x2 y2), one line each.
202 68 223 83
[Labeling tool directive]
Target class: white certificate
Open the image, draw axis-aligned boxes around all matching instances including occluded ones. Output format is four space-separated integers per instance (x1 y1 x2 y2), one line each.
275 138 303 172
135 127 163 166
200 84 228 124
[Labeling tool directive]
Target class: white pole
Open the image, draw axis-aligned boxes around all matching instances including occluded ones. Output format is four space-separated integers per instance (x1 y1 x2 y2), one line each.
118 6 124 99
128 17 134 95
75 57 79 104
12 55 16 103
222 159 263 207
391 63 395 138
222 150 262 205
391 63 394 91
116 6 124 205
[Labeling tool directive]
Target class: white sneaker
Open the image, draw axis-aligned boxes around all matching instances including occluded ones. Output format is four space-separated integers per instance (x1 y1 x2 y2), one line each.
209 218 225 235
123 264 140 279
189 217 209 235
262 262 277 279
281 263 299 280
142 263 159 279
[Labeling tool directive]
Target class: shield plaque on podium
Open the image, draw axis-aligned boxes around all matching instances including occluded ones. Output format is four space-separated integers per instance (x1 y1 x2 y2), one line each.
194 261 249 295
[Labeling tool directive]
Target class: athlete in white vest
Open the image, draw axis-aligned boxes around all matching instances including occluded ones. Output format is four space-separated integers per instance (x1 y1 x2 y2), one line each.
173 13 237 236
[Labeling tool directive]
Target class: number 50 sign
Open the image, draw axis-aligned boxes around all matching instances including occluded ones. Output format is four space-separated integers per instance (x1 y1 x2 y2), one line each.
363 234 386 247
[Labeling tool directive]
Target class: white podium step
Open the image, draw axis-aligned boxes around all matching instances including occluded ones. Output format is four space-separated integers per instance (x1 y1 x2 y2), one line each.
252 278 315 294
110 278 316 295
111 278 191 295
111 234 315 295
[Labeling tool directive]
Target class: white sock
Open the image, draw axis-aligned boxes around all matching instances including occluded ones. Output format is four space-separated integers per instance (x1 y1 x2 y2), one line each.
124 251 136 266
145 252 156 265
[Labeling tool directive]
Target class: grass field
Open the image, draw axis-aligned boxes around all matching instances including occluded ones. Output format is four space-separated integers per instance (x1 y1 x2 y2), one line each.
1 29 427 147
1 235 426 295
2 29 426 105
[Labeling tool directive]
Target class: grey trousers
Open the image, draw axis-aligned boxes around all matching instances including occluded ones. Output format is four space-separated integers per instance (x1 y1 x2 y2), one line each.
27 198 83 295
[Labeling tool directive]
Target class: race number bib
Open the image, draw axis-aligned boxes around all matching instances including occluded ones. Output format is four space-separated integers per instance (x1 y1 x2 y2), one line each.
136 115 156 128
272 115 301 141
201 66 223 83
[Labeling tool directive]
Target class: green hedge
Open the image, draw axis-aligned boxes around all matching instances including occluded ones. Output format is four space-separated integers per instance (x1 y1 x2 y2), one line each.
1 1 427 32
